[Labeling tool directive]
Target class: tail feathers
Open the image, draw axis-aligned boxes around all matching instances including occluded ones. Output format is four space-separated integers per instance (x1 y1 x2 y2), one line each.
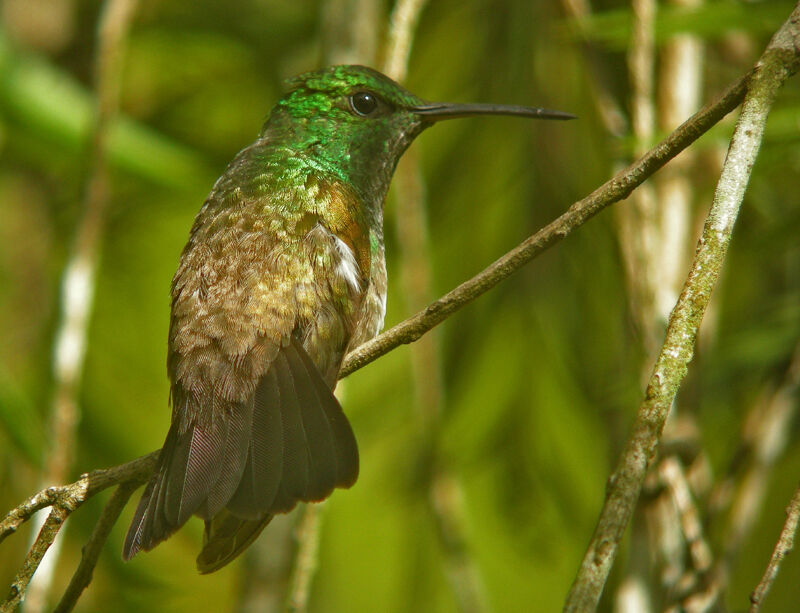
225 339 359 520
122 466 163 560
122 400 252 560
196 510 273 574
123 338 359 571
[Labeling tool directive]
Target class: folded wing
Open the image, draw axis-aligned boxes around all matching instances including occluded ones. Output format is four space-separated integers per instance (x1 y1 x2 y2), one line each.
122 338 358 568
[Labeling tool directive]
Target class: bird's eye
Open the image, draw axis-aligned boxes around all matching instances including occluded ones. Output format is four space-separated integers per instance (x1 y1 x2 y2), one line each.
349 91 379 116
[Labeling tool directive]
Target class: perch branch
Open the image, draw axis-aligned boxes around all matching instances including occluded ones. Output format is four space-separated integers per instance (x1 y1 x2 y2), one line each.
0 452 156 610
0 452 157 549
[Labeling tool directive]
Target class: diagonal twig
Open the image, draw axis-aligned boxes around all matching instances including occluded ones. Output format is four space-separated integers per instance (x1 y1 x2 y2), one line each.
749 483 800 612
340 70 749 378
2 484 88 613
563 4 800 610
3 510 70 613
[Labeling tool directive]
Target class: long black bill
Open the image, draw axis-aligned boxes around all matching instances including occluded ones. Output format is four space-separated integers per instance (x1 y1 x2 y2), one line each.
411 102 576 122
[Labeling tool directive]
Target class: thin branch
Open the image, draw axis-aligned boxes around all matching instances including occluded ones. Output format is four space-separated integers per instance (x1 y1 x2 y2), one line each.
644 416 716 611
284 504 324 613
749 483 800 612
340 70 749 378
563 5 800 610
698 341 800 606
383 0 427 82
2 475 96 613
52 482 139 613
0 452 156 611
625 0 707 607
0 484 85 547
3 508 71 613
659 457 712 595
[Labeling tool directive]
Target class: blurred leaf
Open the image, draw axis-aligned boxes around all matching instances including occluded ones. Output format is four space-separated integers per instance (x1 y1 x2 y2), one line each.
0 31 214 189
0 366 45 464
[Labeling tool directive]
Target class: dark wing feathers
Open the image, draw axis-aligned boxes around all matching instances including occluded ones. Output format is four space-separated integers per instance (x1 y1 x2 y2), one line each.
164 420 222 526
291 340 359 489
123 401 251 558
123 339 359 569
196 511 273 574
122 467 158 560
271 350 311 501
198 402 252 519
226 368 284 518
284 345 338 499
123 428 176 559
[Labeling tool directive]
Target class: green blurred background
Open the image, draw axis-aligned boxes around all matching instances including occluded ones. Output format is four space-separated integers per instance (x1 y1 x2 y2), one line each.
1 0 799 611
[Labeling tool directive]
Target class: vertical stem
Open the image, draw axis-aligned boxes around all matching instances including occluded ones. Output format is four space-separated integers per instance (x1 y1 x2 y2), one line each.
653 0 703 321
634 0 707 607
563 6 800 609
383 0 427 81
707 342 800 602
614 4 658 605
256 3 383 612
383 2 485 611
617 0 660 353
24 1 138 611
284 504 324 613
321 0 380 65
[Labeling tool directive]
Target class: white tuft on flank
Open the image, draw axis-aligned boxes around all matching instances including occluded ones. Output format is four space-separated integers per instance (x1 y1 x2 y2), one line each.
332 235 361 293
376 287 387 324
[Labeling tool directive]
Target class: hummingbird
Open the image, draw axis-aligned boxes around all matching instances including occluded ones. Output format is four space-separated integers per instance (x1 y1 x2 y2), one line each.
122 65 574 573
